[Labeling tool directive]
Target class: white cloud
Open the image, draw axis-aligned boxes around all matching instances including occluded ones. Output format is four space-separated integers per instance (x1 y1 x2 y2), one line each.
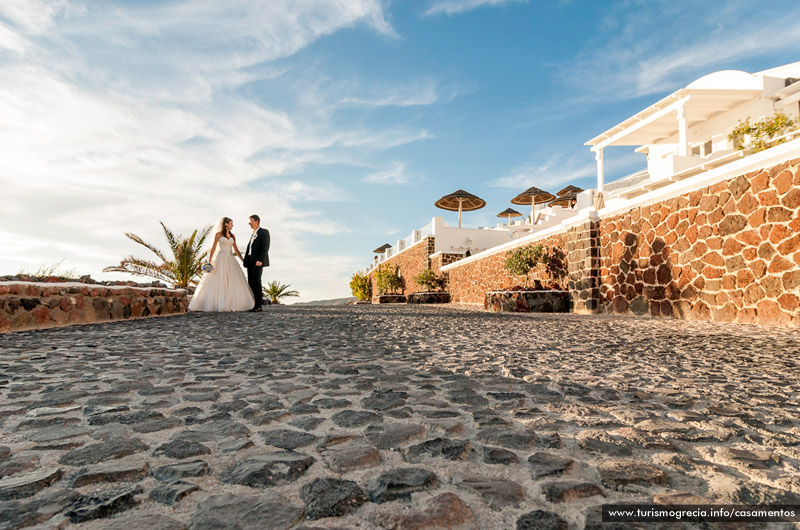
553 1 800 103
0 0 419 302
363 161 419 184
340 79 442 107
423 0 526 16
0 21 27 54
0 0 74 34
337 127 433 149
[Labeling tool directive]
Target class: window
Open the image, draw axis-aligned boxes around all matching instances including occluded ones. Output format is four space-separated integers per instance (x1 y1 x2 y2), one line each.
691 140 714 157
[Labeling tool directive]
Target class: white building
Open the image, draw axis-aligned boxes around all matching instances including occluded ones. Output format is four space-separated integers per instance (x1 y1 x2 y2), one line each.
587 62 800 200
361 62 800 275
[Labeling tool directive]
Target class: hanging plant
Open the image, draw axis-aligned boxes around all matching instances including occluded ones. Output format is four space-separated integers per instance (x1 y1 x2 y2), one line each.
728 112 800 152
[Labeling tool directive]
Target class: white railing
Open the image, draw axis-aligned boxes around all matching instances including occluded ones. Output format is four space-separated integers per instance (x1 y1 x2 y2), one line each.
362 221 438 274
613 130 800 201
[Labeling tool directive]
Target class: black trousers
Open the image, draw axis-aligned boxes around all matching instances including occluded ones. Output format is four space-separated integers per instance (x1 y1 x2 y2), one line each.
247 265 264 309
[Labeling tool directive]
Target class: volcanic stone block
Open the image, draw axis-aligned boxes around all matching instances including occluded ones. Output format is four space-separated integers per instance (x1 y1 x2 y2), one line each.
152 459 209 482
364 423 426 449
301 478 368 519
576 429 633 456
87 411 165 426
406 292 451 304
153 440 211 459
0 468 62 500
476 428 537 450
221 452 314 487
260 429 317 449
323 446 381 473
361 390 408 411
539 480 604 503
367 467 438 503
22 425 91 443
485 290 571 313
528 452 574 479
149 480 200 506
404 438 472 463
59 439 149 466
330 410 383 428
516 509 568 530
375 294 407 304
66 485 143 523
477 446 519 465
131 416 182 433
0 490 78 530
71 460 148 487
368 493 476 529
188 492 303 530
455 473 524 509
287 417 324 431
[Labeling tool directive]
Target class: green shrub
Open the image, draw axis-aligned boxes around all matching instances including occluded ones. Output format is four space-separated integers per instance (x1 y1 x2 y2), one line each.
504 244 549 289
375 264 403 295
729 112 800 152
413 269 444 292
350 272 372 301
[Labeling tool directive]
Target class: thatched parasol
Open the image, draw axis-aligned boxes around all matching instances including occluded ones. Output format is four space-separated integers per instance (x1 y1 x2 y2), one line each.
510 185 555 223
434 189 486 228
556 185 584 196
548 191 579 209
497 208 523 224
373 243 392 253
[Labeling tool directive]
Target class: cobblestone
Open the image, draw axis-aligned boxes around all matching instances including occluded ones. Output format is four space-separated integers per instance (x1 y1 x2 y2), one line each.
0 305 799 528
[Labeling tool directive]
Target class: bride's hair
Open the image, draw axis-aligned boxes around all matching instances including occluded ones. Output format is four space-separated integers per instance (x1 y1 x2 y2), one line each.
213 217 233 240
220 217 232 238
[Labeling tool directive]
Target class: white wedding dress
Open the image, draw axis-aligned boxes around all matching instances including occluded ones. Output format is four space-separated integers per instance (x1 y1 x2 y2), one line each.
189 237 254 312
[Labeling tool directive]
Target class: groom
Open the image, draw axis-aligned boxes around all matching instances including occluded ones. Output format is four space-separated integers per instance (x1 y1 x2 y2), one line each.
243 214 270 312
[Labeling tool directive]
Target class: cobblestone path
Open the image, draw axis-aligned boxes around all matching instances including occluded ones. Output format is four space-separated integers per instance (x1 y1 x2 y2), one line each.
1 305 800 529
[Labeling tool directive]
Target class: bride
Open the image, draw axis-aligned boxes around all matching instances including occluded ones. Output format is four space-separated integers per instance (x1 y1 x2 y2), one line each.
188 217 255 312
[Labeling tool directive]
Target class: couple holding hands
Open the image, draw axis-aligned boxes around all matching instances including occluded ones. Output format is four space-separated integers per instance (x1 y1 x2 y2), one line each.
188 214 270 313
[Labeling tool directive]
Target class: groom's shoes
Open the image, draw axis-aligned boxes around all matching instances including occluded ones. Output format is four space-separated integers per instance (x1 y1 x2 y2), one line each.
249 307 263 312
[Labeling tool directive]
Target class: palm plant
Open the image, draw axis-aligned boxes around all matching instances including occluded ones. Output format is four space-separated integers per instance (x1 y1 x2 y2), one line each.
104 222 212 289
263 281 300 305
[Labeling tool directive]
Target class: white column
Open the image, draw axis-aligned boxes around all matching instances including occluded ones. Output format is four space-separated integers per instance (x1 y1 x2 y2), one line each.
595 148 604 194
677 103 689 157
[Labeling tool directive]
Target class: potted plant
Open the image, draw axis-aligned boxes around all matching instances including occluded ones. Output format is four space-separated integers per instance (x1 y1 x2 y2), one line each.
408 269 450 304
374 264 405 303
413 269 444 292
503 244 549 289
485 244 569 313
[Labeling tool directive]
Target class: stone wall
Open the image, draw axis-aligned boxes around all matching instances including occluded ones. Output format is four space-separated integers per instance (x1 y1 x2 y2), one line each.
430 252 464 273
597 157 800 326
368 237 436 296
441 156 800 327
0 282 188 333
445 232 569 304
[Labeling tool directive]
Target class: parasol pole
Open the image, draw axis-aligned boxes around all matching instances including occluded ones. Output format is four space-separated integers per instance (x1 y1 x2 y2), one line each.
530 202 535 225
458 199 463 228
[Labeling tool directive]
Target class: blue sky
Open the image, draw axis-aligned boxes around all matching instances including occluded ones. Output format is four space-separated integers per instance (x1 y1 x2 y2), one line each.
1 0 799 302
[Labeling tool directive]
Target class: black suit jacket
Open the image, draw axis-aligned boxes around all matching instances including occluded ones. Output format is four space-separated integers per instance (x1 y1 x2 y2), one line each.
244 227 270 267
